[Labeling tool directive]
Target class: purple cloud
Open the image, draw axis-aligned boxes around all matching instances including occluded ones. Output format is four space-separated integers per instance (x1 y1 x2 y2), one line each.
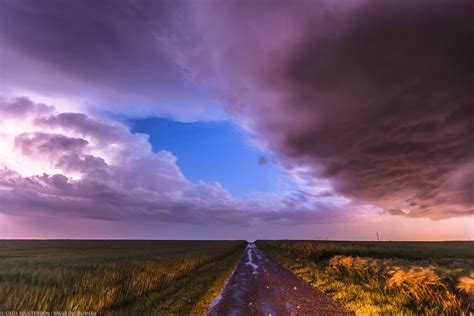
34 113 125 143
188 0 474 220
15 132 88 157
0 96 54 118
1 0 472 228
0 97 358 225
0 0 222 120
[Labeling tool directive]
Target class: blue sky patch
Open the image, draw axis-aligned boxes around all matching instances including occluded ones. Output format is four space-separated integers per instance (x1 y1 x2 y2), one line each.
130 117 288 196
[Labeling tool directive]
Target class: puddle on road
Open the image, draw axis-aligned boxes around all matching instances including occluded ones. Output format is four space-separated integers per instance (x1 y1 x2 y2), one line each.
245 244 259 275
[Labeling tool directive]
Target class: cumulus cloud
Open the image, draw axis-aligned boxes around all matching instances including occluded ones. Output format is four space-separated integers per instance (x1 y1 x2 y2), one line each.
14 132 88 157
188 0 474 220
0 96 54 118
0 96 360 224
0 97 227 222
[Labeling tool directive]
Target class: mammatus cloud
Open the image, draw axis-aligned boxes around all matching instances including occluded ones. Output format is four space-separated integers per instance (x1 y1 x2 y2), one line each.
188 0 474 220
0 97 363 224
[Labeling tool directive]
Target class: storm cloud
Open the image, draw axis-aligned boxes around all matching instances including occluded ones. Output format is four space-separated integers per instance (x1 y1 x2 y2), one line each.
191 0 474 219
0 0 222 120
0 0 472 225
0 97 357 224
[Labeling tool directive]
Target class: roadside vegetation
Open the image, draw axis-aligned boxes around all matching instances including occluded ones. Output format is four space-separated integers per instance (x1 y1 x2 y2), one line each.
257 240 474 315
0 240 246 314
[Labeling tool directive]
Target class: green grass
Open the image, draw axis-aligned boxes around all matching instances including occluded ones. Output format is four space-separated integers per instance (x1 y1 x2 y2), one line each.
0 240 246 314
257 240 474 315
256 240 474 260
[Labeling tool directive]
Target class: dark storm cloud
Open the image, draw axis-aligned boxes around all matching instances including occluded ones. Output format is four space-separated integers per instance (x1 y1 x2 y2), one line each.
194 0 474 220
277 0 474 219
2 0 472 223
0 0 221 120
0 0 180 88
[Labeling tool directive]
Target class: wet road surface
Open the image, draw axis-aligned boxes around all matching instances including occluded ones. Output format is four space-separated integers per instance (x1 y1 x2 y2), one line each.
209 243 353 316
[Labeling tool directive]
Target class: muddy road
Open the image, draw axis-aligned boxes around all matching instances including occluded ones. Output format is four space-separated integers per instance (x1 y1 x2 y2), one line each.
209 243 352 316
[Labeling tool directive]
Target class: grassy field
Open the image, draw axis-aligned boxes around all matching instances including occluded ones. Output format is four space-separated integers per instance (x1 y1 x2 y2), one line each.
257 240 474 315
0 240 246 315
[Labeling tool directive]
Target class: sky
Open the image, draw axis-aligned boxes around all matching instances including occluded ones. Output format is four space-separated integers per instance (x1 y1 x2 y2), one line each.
0 0 472 240
130 118 289 196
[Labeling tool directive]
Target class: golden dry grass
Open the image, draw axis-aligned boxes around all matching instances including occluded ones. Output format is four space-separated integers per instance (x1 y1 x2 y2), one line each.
257 240 474 315
458 272 474 301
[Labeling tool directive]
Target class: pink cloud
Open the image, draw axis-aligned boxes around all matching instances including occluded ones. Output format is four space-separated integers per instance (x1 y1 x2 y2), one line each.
1 0 471 237
0 0 224 121
186 0 474 220
0 96 362 225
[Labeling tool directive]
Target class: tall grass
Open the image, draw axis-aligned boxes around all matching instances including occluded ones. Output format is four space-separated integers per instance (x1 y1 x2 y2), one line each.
257 240 474 315
0 240 246 314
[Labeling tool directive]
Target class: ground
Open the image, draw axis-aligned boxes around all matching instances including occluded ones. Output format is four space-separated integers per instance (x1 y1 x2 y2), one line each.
209 243 352 315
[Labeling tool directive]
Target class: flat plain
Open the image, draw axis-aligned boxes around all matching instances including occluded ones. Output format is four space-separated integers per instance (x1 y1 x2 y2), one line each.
1 240 473 315
257 240 474 315
0 240 246 315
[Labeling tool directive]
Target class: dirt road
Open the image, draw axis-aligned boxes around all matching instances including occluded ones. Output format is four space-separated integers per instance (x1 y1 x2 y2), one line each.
208 243 353 316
